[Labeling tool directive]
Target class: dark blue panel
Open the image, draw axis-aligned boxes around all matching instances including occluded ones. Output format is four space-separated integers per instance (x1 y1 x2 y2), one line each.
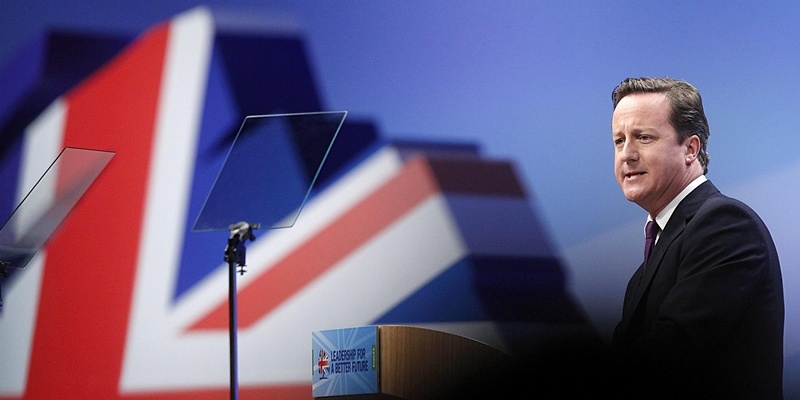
470 255 586 324
0 141 22 228
0 30 130 155
173 44 241 301
0 33 46 130
374 257 490 324
216 33 322 116
374 255 588 325
310 119 380 194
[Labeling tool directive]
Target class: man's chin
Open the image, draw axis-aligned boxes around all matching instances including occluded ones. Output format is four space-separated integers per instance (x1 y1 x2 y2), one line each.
623 190 644 205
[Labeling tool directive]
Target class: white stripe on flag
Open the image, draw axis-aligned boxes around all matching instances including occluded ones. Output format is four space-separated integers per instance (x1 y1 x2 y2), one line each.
120 6 215 393
0 98 66 395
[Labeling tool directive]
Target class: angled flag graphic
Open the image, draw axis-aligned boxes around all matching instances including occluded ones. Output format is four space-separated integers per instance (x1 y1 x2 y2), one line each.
0 6 597 399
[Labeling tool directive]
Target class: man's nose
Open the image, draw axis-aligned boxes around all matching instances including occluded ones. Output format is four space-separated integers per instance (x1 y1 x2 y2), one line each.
619 140 638 161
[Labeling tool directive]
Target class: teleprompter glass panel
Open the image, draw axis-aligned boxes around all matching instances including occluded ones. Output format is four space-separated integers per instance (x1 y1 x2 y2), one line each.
192 111 347 232
0 147 115 270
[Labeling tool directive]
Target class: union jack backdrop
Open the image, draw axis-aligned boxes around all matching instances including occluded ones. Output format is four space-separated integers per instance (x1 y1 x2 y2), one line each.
0 7 595 399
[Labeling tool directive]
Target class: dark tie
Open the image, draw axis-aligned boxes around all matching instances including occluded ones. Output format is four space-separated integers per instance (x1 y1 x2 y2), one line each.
644 220 659 266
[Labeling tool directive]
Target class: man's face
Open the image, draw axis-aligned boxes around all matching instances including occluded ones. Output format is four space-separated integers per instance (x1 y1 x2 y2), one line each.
612 92 698 216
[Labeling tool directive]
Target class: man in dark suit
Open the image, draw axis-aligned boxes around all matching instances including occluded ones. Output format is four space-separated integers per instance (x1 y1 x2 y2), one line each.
610 77 784 398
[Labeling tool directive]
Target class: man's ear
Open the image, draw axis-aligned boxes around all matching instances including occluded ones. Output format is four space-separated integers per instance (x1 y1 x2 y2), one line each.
685 135 700 164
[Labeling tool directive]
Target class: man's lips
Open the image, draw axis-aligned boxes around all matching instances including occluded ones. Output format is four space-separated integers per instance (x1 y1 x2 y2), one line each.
624 171 646 180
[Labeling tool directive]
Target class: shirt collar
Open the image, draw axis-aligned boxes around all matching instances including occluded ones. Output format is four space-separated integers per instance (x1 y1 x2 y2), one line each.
646 174 707 234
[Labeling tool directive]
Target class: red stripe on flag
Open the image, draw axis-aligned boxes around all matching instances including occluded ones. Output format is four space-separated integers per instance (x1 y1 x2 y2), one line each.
188 156 443 331
23 23 170 399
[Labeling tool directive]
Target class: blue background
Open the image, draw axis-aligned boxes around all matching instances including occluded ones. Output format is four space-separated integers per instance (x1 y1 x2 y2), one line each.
2 0 798 248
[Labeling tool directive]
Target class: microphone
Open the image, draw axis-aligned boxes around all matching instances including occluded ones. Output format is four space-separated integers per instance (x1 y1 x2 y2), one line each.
228 221 259 241
225 222 260 274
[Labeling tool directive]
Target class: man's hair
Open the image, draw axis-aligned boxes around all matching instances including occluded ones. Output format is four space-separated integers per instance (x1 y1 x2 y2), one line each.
612 77 710 174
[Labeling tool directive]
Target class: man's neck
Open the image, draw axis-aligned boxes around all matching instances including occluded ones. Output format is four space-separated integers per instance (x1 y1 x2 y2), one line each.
650 174 707 228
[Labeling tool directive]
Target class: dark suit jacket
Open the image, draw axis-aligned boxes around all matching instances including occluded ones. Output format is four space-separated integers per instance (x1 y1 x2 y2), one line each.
612 180 784 399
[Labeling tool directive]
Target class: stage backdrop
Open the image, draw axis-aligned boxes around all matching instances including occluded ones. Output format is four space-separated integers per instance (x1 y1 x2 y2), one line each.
1 3 798 399
0 7 598 399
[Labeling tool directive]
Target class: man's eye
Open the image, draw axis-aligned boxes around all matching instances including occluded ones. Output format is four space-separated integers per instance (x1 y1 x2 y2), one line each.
614 138 624 146
639 135 652 142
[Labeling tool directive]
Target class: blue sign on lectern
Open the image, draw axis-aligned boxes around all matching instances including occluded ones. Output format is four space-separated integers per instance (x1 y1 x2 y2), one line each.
312 326 379 397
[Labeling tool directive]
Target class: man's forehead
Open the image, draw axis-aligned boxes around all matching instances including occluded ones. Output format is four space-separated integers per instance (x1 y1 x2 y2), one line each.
616 92 669 110
612 93 671 128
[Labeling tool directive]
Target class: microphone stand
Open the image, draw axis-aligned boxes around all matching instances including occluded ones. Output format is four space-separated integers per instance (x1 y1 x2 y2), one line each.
224 222 258 400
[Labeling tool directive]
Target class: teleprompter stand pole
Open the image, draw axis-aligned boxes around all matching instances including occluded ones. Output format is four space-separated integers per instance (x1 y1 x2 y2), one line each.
0 260 9 308
224 222 257 400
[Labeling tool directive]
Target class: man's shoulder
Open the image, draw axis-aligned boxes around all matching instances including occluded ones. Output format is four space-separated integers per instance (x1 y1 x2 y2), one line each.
699 187 760 220
690 187 773 241
685 180 757 217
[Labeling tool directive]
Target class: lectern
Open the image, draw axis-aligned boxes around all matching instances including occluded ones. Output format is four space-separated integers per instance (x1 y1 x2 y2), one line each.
312 325 513 399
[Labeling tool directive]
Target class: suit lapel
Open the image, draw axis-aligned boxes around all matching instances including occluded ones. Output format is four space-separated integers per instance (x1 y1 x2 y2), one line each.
623 181 720 322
